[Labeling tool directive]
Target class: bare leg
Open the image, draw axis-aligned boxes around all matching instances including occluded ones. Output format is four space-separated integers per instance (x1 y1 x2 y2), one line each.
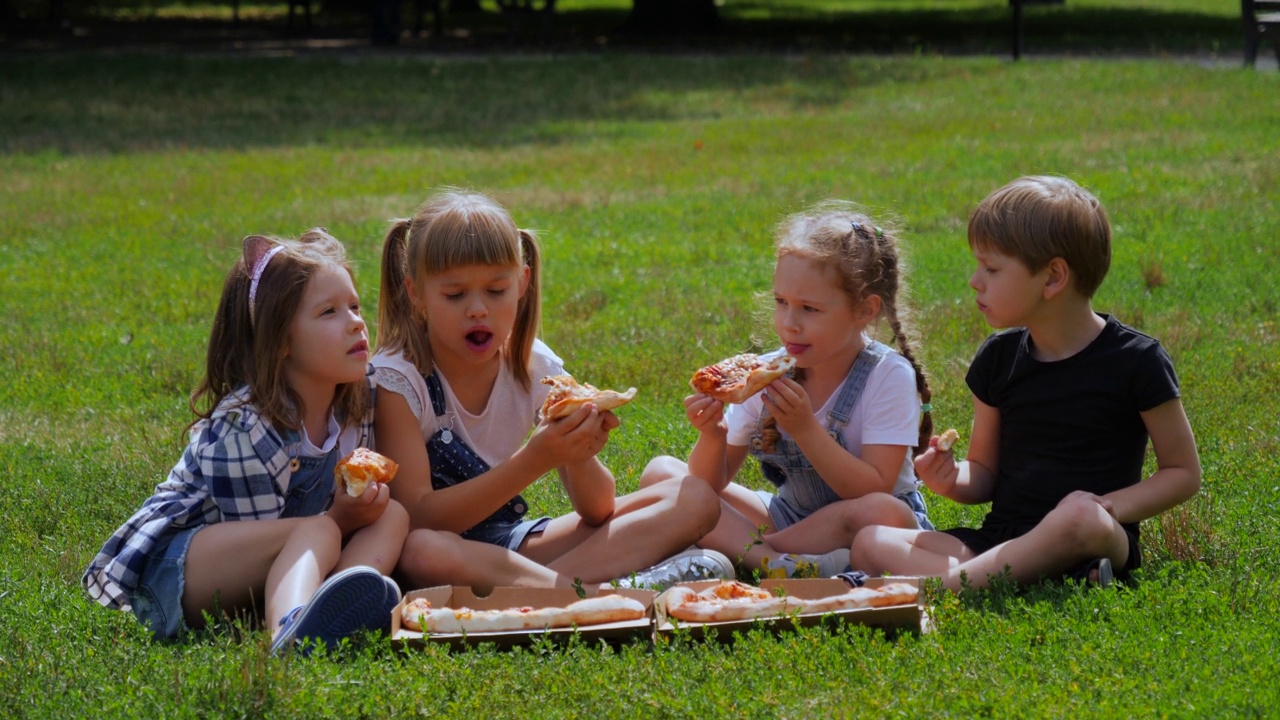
335 499 410 576
853 493 1130 591
520 475 721 583
182 515 343 631
397 528 570 595
765 492 916 555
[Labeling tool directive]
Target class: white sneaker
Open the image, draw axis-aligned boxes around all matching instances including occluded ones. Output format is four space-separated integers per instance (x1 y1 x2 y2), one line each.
615 549 735 591
780 548 852 578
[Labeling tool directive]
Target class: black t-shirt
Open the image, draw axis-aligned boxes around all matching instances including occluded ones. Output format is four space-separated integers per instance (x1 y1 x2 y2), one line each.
966 314 1180 534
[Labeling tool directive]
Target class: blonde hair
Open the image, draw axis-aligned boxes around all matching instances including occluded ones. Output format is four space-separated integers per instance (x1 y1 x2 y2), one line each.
968 175 1112 297
761 201 933 455
378 190 542 390
191 228 369 433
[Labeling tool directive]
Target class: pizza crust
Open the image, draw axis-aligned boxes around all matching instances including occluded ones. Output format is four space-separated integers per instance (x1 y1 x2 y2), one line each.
656 580 918 624
936 428 960 453
539 375 637 420
334 447 399 497
401 594 647 634
690 353 797 404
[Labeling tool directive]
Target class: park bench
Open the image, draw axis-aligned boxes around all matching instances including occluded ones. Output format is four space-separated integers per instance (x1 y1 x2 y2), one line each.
1242 0 1280 66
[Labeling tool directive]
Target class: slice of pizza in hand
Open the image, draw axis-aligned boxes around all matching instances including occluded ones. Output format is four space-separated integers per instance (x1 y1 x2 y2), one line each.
334 447 399 497
936 428 961 453
690 353 797 404
540 375 638 420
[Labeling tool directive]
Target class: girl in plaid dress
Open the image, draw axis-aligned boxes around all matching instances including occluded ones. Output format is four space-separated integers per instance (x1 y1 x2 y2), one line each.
84 230 408 654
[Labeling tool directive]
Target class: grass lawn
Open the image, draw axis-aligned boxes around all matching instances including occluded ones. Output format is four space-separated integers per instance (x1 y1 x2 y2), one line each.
2 31 1280 719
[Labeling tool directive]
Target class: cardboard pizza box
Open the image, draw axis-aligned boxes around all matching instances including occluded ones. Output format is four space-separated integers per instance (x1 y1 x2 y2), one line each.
653 576 924 642
390 585 656 651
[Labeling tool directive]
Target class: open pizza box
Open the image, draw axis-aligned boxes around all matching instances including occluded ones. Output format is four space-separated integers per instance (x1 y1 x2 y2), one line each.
390 586 657 651
653 576 925 642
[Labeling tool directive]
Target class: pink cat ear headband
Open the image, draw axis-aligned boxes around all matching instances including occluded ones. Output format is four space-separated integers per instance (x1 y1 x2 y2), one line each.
248 244 285 325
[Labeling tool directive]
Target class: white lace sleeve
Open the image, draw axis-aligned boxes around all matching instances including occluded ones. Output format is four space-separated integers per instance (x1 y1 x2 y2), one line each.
372 366 424 421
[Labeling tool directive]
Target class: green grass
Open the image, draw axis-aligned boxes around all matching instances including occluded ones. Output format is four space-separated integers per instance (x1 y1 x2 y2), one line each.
3 46 1280 718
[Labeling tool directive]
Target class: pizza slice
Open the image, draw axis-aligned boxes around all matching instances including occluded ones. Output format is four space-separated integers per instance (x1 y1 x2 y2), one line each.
690 353 797 404
334 447 398 497
539 375 637 420
936 428 960 453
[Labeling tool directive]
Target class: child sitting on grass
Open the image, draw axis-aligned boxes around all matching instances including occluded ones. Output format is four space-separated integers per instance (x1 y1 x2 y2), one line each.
851 175 1201 590
83 230 408 654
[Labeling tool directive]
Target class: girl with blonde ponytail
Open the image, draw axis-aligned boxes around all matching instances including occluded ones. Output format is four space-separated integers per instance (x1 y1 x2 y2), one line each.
373 190 727 594
642 201 935 583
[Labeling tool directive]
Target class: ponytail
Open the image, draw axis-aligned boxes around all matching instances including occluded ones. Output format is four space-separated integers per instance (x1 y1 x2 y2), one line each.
507 228 542 391
378 218 434 375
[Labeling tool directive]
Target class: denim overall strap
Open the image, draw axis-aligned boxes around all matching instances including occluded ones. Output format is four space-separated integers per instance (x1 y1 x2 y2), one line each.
746 341 890 519
280 446 341 518
423 372 529 533
825 340 891 429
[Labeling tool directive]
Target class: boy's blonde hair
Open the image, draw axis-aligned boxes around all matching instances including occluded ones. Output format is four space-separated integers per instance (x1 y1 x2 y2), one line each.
968 175 1112 297
379 190 542 390
762 201 933 455
193 229 369 432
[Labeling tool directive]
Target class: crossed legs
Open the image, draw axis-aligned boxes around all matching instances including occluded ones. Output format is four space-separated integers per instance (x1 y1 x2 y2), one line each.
851 492 1131 591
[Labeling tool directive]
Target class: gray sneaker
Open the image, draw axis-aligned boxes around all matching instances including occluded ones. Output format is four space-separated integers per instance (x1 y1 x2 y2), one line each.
615 549 735 591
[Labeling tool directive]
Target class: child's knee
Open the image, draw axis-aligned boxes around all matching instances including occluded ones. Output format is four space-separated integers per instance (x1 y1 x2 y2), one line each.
670 475 722 532
1045 495 1117 549
639 455 686 488
381 499 410 536
398 529 463 582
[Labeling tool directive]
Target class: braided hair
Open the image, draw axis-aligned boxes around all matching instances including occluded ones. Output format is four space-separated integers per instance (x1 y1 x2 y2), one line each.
759 204 932 455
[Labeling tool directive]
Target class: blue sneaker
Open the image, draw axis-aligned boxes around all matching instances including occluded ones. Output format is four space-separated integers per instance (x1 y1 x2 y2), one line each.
270 566 388 656
379 575 402 632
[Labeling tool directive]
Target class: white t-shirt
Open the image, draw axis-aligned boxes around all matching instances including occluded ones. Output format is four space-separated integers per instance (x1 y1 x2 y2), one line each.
370 340 566 468
724 348 921 496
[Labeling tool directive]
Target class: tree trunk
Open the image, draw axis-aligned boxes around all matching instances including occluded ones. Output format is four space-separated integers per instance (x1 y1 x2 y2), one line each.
625 0 721 34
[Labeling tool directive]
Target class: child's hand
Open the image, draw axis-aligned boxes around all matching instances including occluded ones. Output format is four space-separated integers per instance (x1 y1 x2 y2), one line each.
914 435 960 495
327 481 390 536
1061 490 1117 519
528 403 613 468
684 393 727 436
760 377 818 436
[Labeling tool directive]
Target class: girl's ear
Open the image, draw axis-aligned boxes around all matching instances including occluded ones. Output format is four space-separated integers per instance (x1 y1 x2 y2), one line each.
857 293 883 323
518 263 531 298
243 235 274 270
405 277 422 315
1043 257 1071 299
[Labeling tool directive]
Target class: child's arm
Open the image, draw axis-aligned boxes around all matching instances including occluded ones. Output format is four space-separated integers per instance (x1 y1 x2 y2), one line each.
376 391 544 534
765 376 904 497
1100 397 1201 524
915 395 999 504
684 394 734 491
555 410 620 526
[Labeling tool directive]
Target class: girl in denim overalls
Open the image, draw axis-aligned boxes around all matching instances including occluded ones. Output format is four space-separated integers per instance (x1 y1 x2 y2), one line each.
84 231 409 654
643 203 936 581
373 191 725 594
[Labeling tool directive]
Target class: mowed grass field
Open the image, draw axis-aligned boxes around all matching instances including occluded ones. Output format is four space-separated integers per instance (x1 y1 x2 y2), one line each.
2 30 1280 719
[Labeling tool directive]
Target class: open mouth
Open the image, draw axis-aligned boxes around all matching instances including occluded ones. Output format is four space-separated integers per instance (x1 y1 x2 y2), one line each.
349 340 369 356
465 330 494 351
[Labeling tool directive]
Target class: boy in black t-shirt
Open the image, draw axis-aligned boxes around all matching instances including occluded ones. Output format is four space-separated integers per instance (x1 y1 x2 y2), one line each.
850 176 1201 591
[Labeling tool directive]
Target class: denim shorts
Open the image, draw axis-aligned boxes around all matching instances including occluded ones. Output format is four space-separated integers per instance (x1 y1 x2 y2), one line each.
465 516 552 551
755 488 935 532
130 525 201 640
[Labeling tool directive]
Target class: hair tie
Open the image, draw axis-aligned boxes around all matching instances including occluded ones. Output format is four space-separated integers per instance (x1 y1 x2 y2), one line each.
874 226 884 238
920 403 932 413
249 244 285 326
